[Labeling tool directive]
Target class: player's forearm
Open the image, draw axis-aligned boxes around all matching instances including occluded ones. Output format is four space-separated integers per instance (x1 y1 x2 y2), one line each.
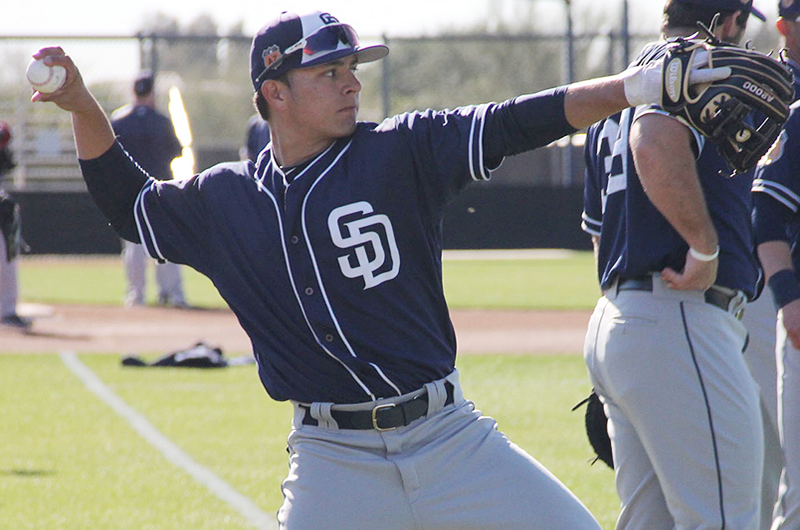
758 241 800 327
563 76 629 130
631 114 718 255
758 240 795 280
71 97 116 160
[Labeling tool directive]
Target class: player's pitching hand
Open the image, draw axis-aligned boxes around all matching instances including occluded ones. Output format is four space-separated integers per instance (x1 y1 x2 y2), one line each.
29 47 94 113
661 251 718 291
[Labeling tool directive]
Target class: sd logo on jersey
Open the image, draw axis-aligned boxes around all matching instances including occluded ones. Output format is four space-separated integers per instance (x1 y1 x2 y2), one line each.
328 202 400 289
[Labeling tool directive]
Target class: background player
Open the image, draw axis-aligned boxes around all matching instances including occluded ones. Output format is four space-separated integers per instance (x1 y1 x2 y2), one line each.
0 121 30 329
736 0 800 525
111 72 188 308
777 0 800 93
752 2 800 523
240 113 270 164
581 0 768 528
33 9 729 529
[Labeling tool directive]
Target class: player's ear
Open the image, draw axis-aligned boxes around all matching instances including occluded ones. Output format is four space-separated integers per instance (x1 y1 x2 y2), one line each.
777 17 792 37
262 79 289 109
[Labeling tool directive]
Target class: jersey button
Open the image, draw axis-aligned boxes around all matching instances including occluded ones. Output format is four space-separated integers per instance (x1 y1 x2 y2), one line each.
305 287 314 296
290 235 299 244
325 334 334 343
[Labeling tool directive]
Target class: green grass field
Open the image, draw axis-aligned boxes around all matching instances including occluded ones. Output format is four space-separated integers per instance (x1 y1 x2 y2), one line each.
3 252 620 529
16 252 602 310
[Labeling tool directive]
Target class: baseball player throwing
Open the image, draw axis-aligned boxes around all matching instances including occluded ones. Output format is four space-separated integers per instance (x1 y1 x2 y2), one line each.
582 0 774 529
32 9 729 529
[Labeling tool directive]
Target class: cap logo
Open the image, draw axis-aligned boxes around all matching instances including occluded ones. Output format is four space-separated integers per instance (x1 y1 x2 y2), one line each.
262 45 281 69
319 12 340 25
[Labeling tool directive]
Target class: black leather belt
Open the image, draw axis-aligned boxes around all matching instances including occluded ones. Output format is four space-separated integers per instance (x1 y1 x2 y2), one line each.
301 381 455 431
618 276 743 315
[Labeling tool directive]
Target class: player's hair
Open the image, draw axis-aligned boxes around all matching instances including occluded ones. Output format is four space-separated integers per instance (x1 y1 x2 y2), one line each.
253 73 292 120
662 0 748 33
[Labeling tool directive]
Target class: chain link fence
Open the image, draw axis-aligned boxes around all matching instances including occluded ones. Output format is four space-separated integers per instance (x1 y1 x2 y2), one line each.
0 30 659 192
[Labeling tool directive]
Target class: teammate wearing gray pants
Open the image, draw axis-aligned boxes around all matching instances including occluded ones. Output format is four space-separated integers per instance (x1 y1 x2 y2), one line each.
35 8 727 529
582 1 769 528
111 72 187 308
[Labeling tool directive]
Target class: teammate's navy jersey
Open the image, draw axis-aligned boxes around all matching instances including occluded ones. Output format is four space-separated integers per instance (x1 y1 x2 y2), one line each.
788 59 800 103
753 100 800 274
582 41 759 297
85 91 575 404
111 104 182 181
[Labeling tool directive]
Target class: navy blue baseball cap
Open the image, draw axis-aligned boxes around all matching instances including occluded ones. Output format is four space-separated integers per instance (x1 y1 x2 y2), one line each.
673 0 766 21
134 71 155 96
780 0 800 18
250 11 389 90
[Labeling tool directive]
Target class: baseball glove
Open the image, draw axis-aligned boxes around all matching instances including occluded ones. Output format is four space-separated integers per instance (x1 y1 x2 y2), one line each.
657 31 795 175
572 390 613 469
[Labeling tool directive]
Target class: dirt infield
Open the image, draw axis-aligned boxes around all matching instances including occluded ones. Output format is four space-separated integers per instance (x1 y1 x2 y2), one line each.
1 303 592 356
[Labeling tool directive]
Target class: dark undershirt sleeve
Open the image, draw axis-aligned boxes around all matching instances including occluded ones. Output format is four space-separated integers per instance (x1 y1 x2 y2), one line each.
483 86 577 163
78 141 150 242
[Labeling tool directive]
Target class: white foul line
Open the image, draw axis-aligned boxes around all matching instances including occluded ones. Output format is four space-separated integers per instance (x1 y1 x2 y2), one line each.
59 352 277 530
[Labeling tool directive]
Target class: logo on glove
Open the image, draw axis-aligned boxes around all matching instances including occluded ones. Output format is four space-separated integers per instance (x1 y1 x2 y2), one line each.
742 81 776 103
665 57 684 103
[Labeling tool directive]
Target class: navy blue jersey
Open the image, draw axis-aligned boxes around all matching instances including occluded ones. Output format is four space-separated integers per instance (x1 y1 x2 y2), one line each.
753 100 800 273
788 59 800 103
84 89 575 404
111 104 182 181
582 42 760 297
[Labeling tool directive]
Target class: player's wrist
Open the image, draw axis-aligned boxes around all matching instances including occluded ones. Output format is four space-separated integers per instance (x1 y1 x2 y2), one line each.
621 64 658 108
768 269 800 310
688 245 719 262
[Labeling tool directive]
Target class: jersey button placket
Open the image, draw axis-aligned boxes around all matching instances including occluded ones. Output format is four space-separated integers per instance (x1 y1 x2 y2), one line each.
290 235 300 244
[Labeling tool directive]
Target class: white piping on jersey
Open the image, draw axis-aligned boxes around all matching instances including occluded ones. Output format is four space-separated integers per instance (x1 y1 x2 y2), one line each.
753 178 800 212
604 108 631 205
253 171 378 401
301 140 403 397
134 179 168 261
581 212 601 236
468 104 491 182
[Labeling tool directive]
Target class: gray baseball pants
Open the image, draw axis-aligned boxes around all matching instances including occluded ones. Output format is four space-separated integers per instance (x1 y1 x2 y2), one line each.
278 370 602 530
584 274 763 530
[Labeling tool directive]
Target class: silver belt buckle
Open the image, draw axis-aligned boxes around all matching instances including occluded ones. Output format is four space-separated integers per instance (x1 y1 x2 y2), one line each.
372 403 397 431
731 291 746 320
724 288 746 320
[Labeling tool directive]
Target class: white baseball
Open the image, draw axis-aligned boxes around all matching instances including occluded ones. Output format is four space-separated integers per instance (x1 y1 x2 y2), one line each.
26 58 66 93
